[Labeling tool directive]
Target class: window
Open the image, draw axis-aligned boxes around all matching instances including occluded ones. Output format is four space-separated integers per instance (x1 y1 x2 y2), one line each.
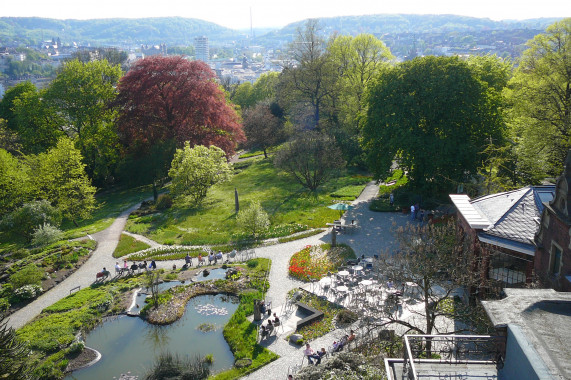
550 243 562 276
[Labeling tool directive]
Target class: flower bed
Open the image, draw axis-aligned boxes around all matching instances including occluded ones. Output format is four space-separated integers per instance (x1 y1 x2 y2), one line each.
289 244 355 281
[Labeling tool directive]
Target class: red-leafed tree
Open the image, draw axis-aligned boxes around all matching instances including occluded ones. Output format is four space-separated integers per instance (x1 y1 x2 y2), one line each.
115 56 245 157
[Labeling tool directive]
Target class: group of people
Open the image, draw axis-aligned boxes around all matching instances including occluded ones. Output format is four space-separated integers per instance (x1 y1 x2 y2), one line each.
193 251 225 267
260 312 280 340
114 259 156 275
332 330 356 353
303 343 327 365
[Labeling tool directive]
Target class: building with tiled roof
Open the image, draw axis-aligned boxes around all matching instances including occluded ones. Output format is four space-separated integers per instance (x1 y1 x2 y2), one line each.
450 184 555 295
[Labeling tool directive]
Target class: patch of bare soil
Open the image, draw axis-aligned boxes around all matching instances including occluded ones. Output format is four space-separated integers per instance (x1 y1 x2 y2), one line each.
65 347 99 372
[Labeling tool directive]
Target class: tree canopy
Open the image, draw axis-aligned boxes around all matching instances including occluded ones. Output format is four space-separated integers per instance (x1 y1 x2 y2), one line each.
31 138 96 226
168 143 233 204
362 56 506 194
242 101 285 158
115 56 245 157
506 18 571 179
274 131 345 191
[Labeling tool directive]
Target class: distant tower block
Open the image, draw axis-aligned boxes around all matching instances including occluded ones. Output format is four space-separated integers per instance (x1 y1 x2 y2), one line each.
194 36 210 62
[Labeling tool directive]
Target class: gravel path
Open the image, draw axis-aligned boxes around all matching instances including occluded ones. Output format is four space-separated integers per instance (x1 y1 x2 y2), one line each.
6 203 142 330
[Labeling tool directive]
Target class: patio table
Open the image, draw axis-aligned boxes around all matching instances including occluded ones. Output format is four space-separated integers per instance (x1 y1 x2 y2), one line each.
352 265 363 273
359 279 373 287
336 285 349 292
338 270 350 277
319 277 333 286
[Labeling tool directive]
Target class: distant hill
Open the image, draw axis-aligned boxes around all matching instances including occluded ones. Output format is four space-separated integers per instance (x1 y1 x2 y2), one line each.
0 17 241 46
257 14 561 45
0 14 562 48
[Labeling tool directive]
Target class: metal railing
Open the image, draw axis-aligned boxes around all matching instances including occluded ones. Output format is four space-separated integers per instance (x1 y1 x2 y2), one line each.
402 334 505 380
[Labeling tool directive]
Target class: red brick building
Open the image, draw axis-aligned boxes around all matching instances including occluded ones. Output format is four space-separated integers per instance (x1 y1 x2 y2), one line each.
535 153 571 291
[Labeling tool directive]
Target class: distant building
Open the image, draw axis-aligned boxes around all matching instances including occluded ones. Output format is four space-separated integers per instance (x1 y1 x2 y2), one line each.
141 44 167 57
535 150 571 291
194 36 209 62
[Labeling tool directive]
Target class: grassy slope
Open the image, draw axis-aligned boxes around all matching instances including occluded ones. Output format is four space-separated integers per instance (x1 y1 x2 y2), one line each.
126 159 370 245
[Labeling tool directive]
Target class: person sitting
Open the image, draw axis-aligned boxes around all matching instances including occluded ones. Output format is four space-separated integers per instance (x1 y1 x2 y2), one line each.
142 261 148 271
215 251 223 263
208 252 215 265
266 320 274 335
260 301 266 314
260 325 268 340
115 262 122 275
185 253 192 267
150 260 156 270
198 254 205 266
273 313 280 325
347 330 356 343
318 347 327 360
332 340 341 352
130 262 138 274
138 262 146 271
303 343 321 365
123 260 128 270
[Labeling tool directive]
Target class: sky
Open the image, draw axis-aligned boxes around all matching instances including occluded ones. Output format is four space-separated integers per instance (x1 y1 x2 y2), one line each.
2 0 570 29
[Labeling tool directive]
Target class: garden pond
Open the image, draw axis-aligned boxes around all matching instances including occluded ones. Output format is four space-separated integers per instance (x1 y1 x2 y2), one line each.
65 293 240 380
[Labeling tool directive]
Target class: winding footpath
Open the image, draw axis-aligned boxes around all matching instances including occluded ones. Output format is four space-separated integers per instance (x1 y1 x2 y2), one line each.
6 180 410 378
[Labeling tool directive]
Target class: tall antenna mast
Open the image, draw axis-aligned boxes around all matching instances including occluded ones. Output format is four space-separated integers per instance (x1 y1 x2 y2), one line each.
250 7 253 43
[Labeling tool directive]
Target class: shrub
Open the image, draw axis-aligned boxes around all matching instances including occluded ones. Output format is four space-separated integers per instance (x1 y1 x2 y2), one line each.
155 194 173 210
10 264 44 289
0 298 10 312
144 352 210 380
67 341 85 354
337 309 359 324
13 284 43 300
246 259 259 268
236 200 270 238
31 223 64 247
204 354 214 364
4 200 62 239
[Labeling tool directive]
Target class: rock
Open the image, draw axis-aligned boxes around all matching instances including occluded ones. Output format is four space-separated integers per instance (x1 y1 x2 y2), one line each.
234 358 252 368
290 334 303 344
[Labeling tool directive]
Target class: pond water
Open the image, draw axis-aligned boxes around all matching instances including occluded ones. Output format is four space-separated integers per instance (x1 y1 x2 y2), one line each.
66 293 239 380
193 268 228 282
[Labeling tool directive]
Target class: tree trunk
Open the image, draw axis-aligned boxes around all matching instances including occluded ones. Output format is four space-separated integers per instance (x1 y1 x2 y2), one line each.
263 148 268 159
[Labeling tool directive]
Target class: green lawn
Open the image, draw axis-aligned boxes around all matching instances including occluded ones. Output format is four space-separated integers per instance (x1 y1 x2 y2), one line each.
62 184 156 239
112 233 151 258
126 160 371 245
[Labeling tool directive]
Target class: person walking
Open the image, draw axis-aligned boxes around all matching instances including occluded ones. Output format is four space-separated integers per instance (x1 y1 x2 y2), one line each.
410 204 415 220
389 192 394 206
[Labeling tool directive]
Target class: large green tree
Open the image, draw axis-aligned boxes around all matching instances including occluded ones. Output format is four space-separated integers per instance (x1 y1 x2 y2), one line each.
242 101 285 158
279 19 339 130
506 18 571 179
328 34 394 165
0 148 31 215
31 138 96 226
44 59 122 185
274 131 345 191
362 56 505 194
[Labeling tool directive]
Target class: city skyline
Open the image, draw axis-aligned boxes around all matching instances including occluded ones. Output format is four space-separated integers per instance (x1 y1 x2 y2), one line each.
2 0 569 30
